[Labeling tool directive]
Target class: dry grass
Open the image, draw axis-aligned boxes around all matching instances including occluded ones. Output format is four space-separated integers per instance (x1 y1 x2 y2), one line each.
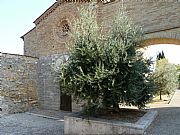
152 94 170 102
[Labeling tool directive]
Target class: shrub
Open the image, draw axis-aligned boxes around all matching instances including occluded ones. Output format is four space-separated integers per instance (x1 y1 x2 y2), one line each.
175 64 180 88
59 5 154 114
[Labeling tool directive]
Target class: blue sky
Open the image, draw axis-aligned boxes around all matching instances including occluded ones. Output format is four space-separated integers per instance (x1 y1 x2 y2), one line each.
0 0 55 54
0 1 179 64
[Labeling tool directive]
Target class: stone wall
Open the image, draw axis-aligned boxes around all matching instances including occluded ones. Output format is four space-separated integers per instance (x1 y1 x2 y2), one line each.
37 53 83 112
22 0 180 58
37 54 62 110
99 0 180 34
145 27 180 41
0 53 38 114
23 2 80 58
23 28 38 58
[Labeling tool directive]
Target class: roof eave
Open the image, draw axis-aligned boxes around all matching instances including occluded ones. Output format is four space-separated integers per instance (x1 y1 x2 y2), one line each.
33 2 59 25
20 27 36 40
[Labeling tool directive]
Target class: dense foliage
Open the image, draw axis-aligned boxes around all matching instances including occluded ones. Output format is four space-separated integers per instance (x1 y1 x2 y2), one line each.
176 65 180 88
59 5 154 114
152 58 178 100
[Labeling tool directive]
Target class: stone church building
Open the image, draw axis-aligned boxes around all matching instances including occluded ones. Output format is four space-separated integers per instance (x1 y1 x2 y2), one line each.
0 0 179 114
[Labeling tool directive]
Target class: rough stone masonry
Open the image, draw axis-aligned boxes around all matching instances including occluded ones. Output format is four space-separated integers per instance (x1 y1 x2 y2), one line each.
22 0 180 58
0 52 38 114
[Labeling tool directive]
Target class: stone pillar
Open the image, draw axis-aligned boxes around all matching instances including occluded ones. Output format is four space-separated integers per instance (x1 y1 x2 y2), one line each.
37 54 66 110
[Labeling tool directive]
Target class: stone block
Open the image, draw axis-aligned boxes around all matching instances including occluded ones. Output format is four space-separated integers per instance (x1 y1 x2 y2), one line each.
64 110 157 135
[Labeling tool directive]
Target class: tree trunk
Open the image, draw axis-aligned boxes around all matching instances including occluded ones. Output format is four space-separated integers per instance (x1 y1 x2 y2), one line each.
160 90 162 100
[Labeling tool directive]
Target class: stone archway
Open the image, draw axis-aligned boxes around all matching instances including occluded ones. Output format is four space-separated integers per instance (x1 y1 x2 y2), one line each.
142 38 180 48
139 37 180 66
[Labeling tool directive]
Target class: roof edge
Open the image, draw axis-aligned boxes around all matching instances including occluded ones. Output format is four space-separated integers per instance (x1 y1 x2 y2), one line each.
33 0 104 25
0 52 38 59
20 27 36 40
33 2 59 25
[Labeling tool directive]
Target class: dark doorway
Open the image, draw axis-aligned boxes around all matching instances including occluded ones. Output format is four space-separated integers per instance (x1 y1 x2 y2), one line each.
60 94 72 112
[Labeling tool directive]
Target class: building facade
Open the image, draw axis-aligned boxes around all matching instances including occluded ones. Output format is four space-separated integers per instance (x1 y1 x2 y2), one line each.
1 0 179 114
21 0 180 58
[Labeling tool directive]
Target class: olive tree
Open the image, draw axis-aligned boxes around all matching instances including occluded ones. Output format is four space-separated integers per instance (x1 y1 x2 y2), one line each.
59 5 154 114
153 58 178 100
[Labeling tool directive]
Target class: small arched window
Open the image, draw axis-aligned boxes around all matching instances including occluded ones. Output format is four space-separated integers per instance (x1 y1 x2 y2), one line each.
61 20 70 33
53 17 73 43
58 20 70 37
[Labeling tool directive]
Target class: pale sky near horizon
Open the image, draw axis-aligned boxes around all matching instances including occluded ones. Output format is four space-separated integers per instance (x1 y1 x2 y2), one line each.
0 1 180 64
143 44 180 65
0 0 55 54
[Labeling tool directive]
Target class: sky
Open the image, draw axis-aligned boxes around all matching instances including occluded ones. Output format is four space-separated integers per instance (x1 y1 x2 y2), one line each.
0 0 55 54
143 44 180 65
0 1 180 64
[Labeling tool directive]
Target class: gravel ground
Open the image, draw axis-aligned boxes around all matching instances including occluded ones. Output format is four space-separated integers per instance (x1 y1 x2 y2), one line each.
1 90 179 135
28 108 72 120
0 113 64 135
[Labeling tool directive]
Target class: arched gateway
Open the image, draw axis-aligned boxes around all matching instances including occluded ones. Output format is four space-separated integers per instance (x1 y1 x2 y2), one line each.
143 38 180 47
20 0 180 112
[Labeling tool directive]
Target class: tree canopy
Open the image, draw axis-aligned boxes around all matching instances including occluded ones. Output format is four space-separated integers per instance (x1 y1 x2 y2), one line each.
59 5 155 114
